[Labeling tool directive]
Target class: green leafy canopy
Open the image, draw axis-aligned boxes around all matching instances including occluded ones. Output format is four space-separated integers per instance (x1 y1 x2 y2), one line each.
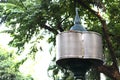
0 0 120 80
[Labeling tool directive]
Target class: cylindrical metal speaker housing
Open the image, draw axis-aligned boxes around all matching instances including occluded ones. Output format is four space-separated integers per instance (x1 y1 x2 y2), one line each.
56 31 103 66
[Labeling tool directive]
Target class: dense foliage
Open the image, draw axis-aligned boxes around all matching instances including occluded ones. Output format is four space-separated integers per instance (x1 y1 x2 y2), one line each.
0 45 33 80
0 0 120 80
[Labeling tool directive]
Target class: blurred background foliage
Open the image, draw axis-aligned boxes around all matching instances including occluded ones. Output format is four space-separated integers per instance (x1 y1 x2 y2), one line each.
0 45 33 80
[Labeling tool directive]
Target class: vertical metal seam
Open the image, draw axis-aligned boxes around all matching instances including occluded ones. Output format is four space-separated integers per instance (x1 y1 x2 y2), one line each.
81 33 84 58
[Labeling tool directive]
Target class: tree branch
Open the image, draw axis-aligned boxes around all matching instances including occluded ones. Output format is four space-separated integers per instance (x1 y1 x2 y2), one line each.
57 16 70 32
41 24 58 35
97 65 116 79
76 0 119 77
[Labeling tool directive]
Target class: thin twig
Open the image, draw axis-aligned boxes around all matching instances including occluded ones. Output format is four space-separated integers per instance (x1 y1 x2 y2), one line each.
19 0 27 10
57 15 70 32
